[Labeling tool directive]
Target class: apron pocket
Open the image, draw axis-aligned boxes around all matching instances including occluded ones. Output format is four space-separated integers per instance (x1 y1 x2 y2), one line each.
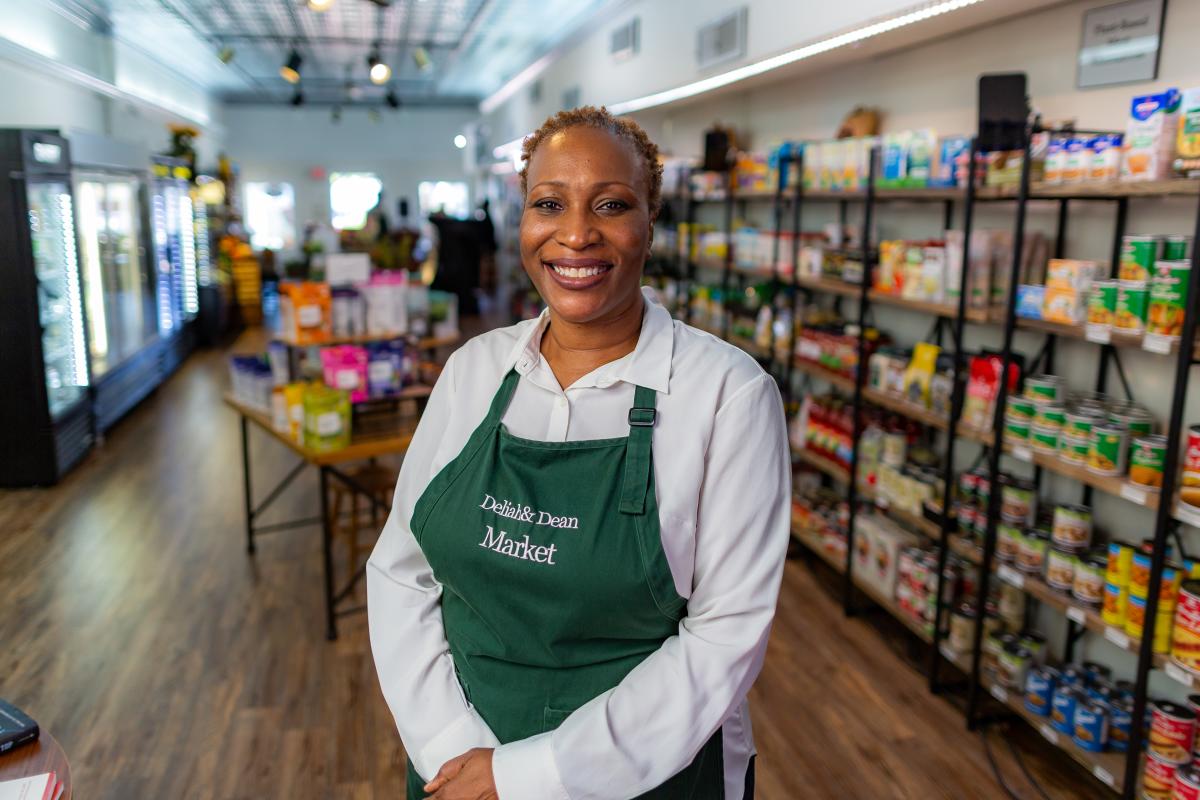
542 706 573 733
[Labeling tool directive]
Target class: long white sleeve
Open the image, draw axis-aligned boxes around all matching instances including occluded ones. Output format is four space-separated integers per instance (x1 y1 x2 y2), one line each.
366 351 501 781
490 373 791 800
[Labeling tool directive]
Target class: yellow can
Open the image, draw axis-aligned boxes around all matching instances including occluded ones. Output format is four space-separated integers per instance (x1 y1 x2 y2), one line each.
1103 582 1128 627
1107 541 1134 587
1127 594 1175 654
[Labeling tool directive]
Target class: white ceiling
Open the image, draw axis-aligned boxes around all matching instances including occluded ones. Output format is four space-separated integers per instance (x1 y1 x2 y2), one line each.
59 0 616 106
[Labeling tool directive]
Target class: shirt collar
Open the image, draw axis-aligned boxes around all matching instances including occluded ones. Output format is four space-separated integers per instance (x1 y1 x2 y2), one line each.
503 286 674 394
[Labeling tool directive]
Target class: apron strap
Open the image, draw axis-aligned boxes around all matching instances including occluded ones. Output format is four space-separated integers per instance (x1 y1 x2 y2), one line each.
619 384 658 515
483 369 522 426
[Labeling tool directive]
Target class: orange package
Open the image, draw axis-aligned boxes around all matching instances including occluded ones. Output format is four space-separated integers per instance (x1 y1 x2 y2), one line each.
279 281 332 345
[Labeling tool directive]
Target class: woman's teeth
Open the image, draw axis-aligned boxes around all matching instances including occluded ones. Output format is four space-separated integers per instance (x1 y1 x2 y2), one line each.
551 264 609 278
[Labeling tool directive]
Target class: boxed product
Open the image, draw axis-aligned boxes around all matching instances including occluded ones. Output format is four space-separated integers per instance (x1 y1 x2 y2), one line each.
1061 138 1089 183
802 141 821 189
278 281 332 345
1043 286 1086 325
1089 134 1123 181
1015 285 1045 319
1121 88 1181 182
1045 258 1099 292
366 340 409 397
320 345 369 403
1043 138 1066 184
1175 87 1200 177
904 129 937 188
853 514 918 599
880 132 912 188
902 342 940 407
303 384 352 453
920 242 946 302
361 272 408 335
932 136 971 188
945 230 994 309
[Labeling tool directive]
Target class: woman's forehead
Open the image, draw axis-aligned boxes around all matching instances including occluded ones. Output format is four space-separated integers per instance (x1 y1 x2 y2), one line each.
529 126 644 179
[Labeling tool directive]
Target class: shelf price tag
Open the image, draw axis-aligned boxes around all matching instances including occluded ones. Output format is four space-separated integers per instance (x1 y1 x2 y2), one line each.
1085 324 1111 344
1039 723 1059 745
1105 627 1131 649
1093 766 1114 788
1121 484 1149 505
991 685 1009 703
1177 505 1200 528
998 564 1025 589
1166 662 1195 687
1067 607 1087 625
1144 333 1174 354
1011 446 1033 462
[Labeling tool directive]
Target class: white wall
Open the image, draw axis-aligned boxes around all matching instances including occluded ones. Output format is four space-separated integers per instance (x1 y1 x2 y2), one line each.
220 105 477 250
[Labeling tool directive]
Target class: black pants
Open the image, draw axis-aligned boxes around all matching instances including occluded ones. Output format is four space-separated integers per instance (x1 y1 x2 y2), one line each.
744 755 756 798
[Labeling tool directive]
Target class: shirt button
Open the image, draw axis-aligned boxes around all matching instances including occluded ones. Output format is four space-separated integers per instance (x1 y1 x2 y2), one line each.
557 397 567 408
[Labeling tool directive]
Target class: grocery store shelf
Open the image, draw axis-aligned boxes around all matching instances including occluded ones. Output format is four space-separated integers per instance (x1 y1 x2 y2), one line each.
273 332 460 350
794 274 863 298
875 500 942 538
791 359 855 391
792 445 852 485
870 291 991 322
999 442 1162 512
862 387 949 430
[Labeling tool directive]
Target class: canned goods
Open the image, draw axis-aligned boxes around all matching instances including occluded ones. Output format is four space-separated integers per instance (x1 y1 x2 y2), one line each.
1052 505 1093 551
1103 582 1129 626
1088 423 1129 476
1072 555 1106 606
959 470 979 501
1050 685 1079 734
1174 764 1200 800
1132 552 1153 598
1072 700 1108 752
1019 632 1046 665
1059 433 1090 465
882 430 907 467
1086 680 1116 704
997 523 1022 562
1108 699 1133 752
1082 661 1112 685
1172 581 1200 676
1144 750 1181 800
999 643 1032 690
1108 541 1135 586
1164 235 1194 261
1007 395 1037 422
947 604 976 654
1017 529 1050 574
1181 426 1200 512
1129 434 1167 490
1148 260 1192 340
1030 424 1060 453
1060 664 1086 688
1127 594 1174 653
1120 234 1160 282
983 630 1008 659
1045 546 1078 592
1063 410 1099 438
1034 404 1067 430
1025 665 1057 716
1000 480 1036 526
1150 701 1196 764
1087 280 1119 327
957 504 977 535
1024 374 1065 404
1115 280 1149 334
1003 414 1031 443
1110 406 1154 438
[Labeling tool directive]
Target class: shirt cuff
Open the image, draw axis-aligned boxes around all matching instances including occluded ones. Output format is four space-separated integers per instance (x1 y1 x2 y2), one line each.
414 707 501 782
492 732 570 800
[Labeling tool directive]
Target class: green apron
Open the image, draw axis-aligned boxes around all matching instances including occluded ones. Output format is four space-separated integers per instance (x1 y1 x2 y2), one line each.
406 368 725 799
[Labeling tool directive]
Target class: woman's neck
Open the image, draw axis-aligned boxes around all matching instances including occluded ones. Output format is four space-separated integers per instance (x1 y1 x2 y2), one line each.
540 293 645 390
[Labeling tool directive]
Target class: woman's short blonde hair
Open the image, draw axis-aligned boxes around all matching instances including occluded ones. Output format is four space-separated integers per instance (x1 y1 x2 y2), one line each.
519 106 663 217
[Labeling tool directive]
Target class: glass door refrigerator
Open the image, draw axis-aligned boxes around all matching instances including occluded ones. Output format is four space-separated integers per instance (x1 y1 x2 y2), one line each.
72 132 162 432
0 130 93 486
150 156 197 376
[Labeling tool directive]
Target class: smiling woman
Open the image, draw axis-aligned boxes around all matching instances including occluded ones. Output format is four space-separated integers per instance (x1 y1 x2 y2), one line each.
367 106 790 800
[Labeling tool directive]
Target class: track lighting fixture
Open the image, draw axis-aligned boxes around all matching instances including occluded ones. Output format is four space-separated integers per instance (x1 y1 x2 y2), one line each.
385 89 400 109
281 49 303 83
367 46 391 85
290 88 305 106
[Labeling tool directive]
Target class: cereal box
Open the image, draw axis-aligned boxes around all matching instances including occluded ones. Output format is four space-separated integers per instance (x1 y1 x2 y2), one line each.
1121 88 1181 182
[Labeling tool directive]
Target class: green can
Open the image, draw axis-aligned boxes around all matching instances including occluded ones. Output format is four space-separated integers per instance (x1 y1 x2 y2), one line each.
1115 280 1149 334
1087 280 1119 327
1060 433 1090 465
1035 403 1067 430
1120 235 1160 282
1109 406 1153 438
1088 423 1128 476
1025 374 1065 404
998 522 1024 562
1064 410 1103 437
1148 260 1192 340
1031 424 1060 453
1129 434 1167 490
1008 395 1037 422
1004 413 1032 442
1164 235 1193 261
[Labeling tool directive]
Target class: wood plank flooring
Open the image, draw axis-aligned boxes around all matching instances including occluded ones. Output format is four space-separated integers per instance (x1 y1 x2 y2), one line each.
0 332 1101 799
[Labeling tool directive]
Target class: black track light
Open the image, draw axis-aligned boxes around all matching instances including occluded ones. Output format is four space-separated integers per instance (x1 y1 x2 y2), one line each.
385 89 400 109
290 88 305 106
281 49 303 83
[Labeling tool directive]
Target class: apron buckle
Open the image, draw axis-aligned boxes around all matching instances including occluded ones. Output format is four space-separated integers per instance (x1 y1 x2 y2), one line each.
628 407 657 427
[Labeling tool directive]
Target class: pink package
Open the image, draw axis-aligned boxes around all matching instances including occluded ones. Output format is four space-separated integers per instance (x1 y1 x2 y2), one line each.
320 345 369 403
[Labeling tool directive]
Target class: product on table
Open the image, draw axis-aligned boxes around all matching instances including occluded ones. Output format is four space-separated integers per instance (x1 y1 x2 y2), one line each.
1051 504 1092 551
1147 259 1192 340
1173 581 1200 675
1144 749 1181 800
1150 701 1197 764
1130 434 1168 489
303 384 352 452
283 382 306 441
1122 88 1182 182
320 345 369 403
1088 423 1128 476
1175 87 1200 177
366 339 409 397
279 281 333 345
1120 235 1161 282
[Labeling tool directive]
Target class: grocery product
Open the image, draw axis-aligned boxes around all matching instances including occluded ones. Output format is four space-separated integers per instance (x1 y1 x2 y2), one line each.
1061 138 1087 183
1150 701 1197 764
1165 235 1194 261
1072 700 1108 752
1103 582 1129 626
1042 286 1086 324
1024 374 1064 404
998 642 1032 690
1121 235 1161 282
1045 546 1077 592
1003 414 1031 443
1029 424 1058 453
1175 764 1200 800
1182 426 1200 511
1025 665 1056 715
1043 139 1065 184
1109 405 1154 439
1014 284 1044 319
1122 88 1183 182
1000 480 1036 526
1175 87 1200 177
1088 423 1128 476
1130 434 1168 489
931 136 971 188
947 604 976 653
1017 529 1049 575
1145 750 1181 800
1050 685 1079 734
1148 259 1192 340
1007 396 1037 422
1086 279 1118 331
1089 134 1123 181
302 384 352 452
1072 555 1106 606
1059 433 1090 465
1127 593 1173 653
1107 541 1134 586
1173 581 1200 675
997 523 1022 562
1108 699 1133 753
1115 280 1150 333
279 281 333 345
902 343 940 406
366 339 409 397
1033 403 1066 430
1051 504 1092 551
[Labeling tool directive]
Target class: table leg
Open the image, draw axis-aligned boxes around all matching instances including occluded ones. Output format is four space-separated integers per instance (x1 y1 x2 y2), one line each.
241 415 255 554
320 466 337 641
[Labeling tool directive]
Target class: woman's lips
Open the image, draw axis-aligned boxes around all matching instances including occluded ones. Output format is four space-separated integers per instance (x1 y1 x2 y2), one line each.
543 260 614 290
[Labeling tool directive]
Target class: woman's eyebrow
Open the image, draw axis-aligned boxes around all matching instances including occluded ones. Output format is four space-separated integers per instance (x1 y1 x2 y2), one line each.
530 180 637 191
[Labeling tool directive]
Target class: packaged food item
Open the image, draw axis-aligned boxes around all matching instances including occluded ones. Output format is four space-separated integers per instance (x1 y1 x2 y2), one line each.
366 339 407 397
1122 88 1182 182
1072 700 1108 752
1003 414 1031 442
1130 434 1167 490
1149 701 1197 764
1175 764 1200 800
1007 396 1037 422
1181 426 1200 511
283 382 307 441
880 131 912 188
1000 480 1036 526
1059 433 1090 465
1086 280 1118 333
279 281 333 345
1033 403 1066 430
1088 134 1123 181
1119 235 1160 282
902 343 941 407
932 136 971 188
1042 138 1066 184
320 345 369 403
1115 280 1149 334
999 642 1032 690
1144 750 1181 800
1025 665 1057 715
1072 555 1106 606
1147 259 1192 340
1024 374 1064 404
1045 546 1077 592
962 355 1019 430
1045 258 1099 291
1052 505 1092 551
303 384 352 452
905 129 936 188
1061 138 1088 183
997 523 1023 562
1017 529 1050 574
1103 581 1128 626
1015 284 1044 319
1165 236 1194 261
1030 424 1059 452
1107 541 1135 586
1050 685 1079 734
1173 581 1200 675
1175 87 1200 178
1088 423 1129 476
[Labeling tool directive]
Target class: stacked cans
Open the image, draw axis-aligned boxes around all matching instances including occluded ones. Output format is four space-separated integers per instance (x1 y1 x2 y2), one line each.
1114 235 1193 343
1025 661 1131 754
1143 700 1200 800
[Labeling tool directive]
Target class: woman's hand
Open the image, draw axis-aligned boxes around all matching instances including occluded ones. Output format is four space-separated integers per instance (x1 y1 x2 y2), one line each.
423 748 498 800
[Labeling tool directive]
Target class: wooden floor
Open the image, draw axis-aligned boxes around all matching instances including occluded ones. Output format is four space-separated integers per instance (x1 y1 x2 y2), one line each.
0 331 1100 799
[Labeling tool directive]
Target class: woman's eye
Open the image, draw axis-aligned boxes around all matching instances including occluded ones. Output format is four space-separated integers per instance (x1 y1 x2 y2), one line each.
598 200 629 212
532 199 562 211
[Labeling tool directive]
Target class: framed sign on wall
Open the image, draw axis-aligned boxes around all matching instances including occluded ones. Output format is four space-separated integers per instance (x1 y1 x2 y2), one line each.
1077 0 1166 89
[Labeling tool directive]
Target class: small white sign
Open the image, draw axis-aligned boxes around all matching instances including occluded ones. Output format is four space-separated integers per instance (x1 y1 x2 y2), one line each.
1040 723 1059 745
1105 626 1131 649
1093 766 1114 788
1067 607 1087 625
991 685 1009 703
1166 662 1194 687
326 252 373 286
1078 0 1165 89
316 411 343 437
998 564 1025 589
1012 446 1033 463
1121 484 1149 505
1085 324 1112 344
1143 333 1174 354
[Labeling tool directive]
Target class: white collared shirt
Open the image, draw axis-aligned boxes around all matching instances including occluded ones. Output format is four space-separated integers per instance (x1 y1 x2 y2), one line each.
367 288 790 800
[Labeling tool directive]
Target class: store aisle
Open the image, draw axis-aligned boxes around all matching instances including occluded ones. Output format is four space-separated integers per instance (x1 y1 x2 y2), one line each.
0 334 1092 800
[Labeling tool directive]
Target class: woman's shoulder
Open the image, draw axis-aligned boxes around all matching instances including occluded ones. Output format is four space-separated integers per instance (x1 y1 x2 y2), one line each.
669 320 773 403
442 317 539 378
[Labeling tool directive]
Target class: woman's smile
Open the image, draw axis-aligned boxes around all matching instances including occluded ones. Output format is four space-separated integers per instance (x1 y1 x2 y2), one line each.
543 257 616 290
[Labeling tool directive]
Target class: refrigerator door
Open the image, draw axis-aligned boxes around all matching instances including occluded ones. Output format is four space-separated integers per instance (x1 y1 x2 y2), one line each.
152 179 181 333
178 186 198 318
75 174 155 378
27 179 88 418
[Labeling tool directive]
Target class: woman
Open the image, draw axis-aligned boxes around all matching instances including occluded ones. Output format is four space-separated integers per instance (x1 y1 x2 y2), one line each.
367 107 790 800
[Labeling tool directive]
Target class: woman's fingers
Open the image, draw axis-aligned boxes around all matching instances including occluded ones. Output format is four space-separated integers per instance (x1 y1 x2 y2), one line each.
423 752 468 793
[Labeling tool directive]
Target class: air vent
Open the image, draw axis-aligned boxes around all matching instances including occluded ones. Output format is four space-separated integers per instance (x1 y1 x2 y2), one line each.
562 86 581 110
696 7 747 70
530 80 542 103
611 17 640 61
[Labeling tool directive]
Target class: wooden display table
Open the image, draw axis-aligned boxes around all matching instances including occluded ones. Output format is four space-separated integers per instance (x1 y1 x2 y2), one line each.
225 384 431 640
0 731 71 799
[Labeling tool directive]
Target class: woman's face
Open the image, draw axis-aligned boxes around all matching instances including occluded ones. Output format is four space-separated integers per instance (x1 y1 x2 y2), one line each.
520 126 653 325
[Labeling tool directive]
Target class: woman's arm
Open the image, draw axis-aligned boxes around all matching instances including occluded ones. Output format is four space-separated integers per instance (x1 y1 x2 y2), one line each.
367 351 501 781
489 373 791 800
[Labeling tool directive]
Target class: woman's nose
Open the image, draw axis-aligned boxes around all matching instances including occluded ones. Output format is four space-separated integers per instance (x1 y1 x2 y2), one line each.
556 206 599 249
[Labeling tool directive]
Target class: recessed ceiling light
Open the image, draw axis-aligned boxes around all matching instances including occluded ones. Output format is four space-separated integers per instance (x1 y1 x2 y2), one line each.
453 134 467 149
280 49 303 84
308 0 334 10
